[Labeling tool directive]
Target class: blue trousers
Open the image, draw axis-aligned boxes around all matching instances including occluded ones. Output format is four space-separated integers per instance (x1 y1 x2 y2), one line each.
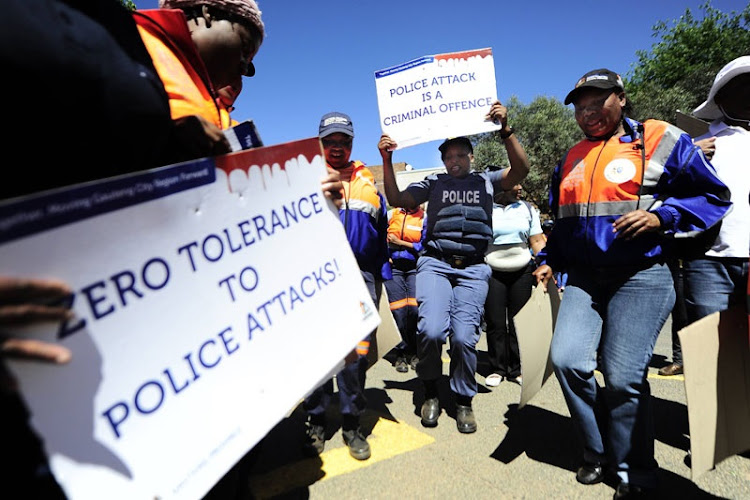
384 261 418 356
550 262 674 488
683 256 748 323
667 259 688 364
415 256 491 398
304 270 381 420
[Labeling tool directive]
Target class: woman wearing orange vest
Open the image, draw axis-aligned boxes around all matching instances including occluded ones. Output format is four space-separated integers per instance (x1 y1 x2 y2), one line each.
533 68 731 498
134 0 264 135
385 205 425 372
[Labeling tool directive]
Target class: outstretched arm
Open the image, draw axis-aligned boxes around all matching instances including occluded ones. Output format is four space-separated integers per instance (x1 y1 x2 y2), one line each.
378 134 417 209
484 101 530 190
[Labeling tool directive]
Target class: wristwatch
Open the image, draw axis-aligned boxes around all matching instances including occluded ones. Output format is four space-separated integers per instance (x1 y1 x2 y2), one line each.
500 127 515 139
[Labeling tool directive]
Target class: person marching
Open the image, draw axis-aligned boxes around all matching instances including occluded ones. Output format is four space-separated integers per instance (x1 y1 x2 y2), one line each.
385 204 425 372
483 183 545 387
533 68 731 498
378 100 530 434
302 112 391 461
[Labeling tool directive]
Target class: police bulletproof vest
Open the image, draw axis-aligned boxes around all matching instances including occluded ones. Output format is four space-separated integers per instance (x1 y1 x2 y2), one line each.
425 173 493 256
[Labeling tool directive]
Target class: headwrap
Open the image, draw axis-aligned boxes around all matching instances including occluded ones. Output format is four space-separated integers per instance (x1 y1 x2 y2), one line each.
159 0 265 40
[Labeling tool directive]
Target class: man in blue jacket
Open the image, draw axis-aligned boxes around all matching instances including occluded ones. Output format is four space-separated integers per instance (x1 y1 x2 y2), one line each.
302 112 391 461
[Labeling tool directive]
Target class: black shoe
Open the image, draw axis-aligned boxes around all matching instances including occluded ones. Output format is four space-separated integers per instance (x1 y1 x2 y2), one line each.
342 428 371 460
394 356 408 373
658 363 683 376
456 404 477 433
576 462 604 485
302 423 325 456
613 482 654 499
409 355 419 371
420 397 440 427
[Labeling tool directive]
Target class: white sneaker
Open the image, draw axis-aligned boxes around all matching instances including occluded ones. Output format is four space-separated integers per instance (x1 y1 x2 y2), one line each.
485 373 503 387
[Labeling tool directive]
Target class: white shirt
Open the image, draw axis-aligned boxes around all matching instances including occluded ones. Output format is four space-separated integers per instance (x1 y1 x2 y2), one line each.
696 121 750 258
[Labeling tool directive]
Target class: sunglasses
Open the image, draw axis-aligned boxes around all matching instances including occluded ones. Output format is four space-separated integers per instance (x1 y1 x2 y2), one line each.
240 60 256 77
322 138 353 149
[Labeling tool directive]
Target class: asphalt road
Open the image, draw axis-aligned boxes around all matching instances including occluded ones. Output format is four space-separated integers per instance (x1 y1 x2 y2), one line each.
244 317 750 500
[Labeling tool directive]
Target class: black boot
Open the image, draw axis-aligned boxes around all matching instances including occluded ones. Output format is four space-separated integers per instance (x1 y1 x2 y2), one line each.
420 379 440 427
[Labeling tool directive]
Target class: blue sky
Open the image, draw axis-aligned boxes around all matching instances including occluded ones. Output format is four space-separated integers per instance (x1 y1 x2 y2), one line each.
135 0 745 169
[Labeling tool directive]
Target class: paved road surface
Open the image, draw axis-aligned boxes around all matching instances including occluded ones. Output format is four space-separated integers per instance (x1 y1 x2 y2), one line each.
244 317 750 499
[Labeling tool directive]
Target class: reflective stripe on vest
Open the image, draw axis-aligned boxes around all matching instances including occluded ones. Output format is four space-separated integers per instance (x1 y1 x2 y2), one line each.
557 120 677 220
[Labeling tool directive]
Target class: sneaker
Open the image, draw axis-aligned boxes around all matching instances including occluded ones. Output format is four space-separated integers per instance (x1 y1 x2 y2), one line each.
342 428 371 460
394 356 408 373
302 423 325 456
485 373 503 387
409 355 419 371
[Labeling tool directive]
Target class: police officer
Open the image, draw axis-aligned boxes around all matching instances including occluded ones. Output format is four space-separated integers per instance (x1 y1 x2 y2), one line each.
377 100 530 433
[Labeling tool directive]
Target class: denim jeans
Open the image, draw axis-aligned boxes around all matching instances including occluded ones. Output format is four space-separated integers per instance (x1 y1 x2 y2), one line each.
668 259 688 364
683 257 749 323
550 261 674 488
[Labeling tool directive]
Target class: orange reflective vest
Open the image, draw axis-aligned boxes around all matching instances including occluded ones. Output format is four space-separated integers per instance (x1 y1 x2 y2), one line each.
134 9 231 130
541 118 730 270
387 207 424 263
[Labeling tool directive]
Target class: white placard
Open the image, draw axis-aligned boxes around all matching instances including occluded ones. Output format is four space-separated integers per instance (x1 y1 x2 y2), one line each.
375 47 502 149
0 138 380 500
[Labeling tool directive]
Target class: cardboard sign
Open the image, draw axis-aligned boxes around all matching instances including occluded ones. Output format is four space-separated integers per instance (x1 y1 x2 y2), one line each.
375 48 502 149
679 307 750 479
0 138 380 500
515 280 561 408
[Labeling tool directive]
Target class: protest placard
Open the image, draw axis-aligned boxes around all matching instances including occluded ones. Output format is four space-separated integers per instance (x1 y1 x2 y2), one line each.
679 307 750 479
516 280 561 408
0 138 380 500
375 47 503 149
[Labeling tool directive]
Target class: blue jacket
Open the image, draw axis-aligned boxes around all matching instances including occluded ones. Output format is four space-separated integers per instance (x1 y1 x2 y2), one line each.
539 117 731 270
339 161 392 279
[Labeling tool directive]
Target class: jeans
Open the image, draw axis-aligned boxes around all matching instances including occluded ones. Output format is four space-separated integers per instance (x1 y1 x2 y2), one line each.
550 262 674 488
484 261 535 378
668 259 688 364
683 257 749 323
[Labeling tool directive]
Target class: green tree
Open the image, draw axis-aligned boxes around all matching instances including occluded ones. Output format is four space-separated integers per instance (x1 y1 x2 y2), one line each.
472 96 580 217
121 0 136 10
626 1 750 122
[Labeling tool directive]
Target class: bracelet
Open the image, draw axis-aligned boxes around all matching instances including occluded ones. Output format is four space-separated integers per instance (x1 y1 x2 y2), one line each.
500 127 515 139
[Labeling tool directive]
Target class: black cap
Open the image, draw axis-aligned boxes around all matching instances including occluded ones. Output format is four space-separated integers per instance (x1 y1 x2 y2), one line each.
564 68 625 105
438 136 473 156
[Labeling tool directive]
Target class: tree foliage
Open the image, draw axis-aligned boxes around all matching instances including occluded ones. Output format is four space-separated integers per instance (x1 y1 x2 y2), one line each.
626 1 750 121
472 2 749 218
472 96 580 217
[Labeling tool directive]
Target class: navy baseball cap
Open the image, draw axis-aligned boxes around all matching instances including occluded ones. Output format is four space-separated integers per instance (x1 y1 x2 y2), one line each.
319 112 354 138
438 136 473 156
564 68 625 105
